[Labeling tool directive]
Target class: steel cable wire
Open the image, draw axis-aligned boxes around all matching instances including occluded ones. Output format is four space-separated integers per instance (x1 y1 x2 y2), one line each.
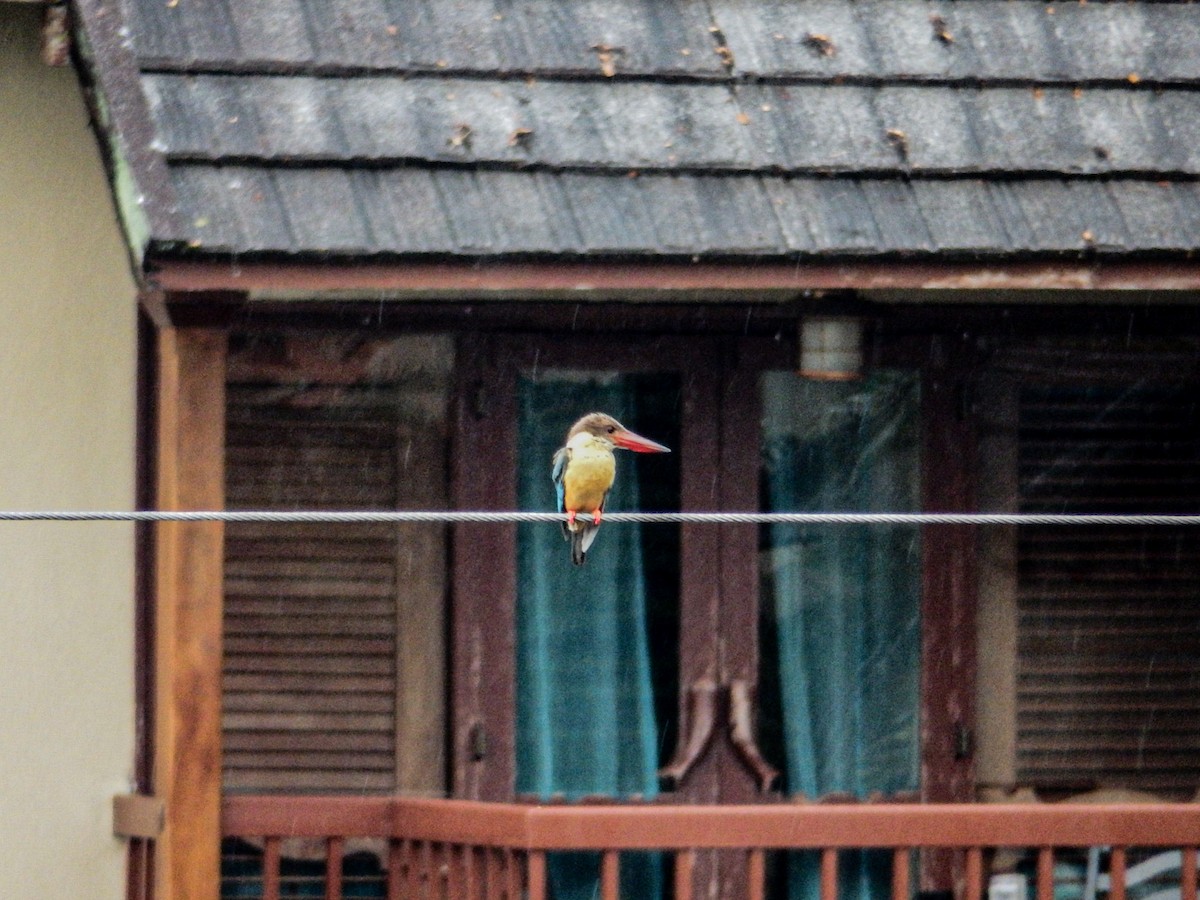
0 510 1196 525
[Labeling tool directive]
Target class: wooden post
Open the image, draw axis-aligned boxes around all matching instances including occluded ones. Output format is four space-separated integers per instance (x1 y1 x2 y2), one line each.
394 422 447 795
155 327 226 900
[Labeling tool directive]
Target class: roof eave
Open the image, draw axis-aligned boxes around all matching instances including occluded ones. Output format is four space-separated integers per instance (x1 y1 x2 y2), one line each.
144 255 1200 302
73 0 181 269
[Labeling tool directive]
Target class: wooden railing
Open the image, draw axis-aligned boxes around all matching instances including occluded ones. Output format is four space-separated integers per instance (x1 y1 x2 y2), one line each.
221 796 1200 900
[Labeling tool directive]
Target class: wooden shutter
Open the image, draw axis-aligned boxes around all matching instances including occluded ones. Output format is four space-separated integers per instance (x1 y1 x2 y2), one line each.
1015 368 1200 798
223 386 402 792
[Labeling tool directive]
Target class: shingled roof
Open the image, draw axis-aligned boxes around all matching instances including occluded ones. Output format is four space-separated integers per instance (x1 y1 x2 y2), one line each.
77 0 1200 265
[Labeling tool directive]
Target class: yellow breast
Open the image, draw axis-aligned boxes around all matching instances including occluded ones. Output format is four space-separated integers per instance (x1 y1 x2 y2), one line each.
562 436 615 513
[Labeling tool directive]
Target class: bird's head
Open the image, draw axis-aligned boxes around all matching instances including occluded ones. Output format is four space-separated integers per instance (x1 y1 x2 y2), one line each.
566 412 671 453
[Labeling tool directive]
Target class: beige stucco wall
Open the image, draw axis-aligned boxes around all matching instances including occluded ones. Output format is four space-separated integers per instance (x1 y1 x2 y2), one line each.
0 4 137 898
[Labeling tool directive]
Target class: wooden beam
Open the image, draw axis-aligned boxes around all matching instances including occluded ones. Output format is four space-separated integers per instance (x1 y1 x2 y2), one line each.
451 333 518 800
148 257 1200 296
224 794 1200 849
112 793 165 839
155 327 227 900
919 335 980 893
394 421 448 795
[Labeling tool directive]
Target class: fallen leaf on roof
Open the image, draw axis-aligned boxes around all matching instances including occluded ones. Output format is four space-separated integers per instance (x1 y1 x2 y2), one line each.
508 128 534 148
736 111 751 125
708 26 735 70
803 33 837 57
885 128 910 160
930 15 954 44
449 124 473 149
591 43 623 78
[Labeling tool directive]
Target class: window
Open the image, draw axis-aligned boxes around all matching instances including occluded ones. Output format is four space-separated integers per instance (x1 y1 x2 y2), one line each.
222 330 452 796
976 337 1200 800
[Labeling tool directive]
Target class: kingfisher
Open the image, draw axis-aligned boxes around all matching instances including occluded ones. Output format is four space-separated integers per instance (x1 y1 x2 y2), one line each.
551 412 670 566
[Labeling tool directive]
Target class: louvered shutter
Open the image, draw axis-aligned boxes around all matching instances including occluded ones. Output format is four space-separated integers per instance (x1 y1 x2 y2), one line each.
1015 373 1200 798
223 388 401 792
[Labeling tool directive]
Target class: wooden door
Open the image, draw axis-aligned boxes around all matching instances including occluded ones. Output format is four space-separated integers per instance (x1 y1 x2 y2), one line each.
451 330 972 898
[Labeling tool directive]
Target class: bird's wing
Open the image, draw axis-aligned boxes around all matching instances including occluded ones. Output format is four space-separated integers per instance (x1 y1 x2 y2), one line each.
551 446 570 514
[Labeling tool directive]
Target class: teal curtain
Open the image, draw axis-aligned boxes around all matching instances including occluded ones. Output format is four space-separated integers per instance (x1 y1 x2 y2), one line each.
761 371 922 900
516 376 662 900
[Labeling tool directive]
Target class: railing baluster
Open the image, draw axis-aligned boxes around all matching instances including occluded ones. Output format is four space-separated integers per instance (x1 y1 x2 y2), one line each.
1109 847 1127 900
1182 847 1198 900
1036 848 1054 900
326 836 344 900
386 839 403 900
965 847 983 900
527 850 548 900
601 850 620 900
502 848 518 899
486 847 501 899
747 848 765 900
674 849 695 900
452 844 468 899
263 836 281 900
403 840 415 897
821 848 839 900
891 848 910 900
414 840 430 898
428 841 439 899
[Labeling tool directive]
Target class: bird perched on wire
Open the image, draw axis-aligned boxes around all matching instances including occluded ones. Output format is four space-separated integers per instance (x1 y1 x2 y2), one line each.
552 412 670 566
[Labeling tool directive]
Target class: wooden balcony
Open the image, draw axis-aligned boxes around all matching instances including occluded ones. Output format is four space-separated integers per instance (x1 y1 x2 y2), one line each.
201 796 1200 900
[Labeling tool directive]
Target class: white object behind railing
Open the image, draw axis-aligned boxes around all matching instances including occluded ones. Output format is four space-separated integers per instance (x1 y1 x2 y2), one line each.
1087 849 1200 900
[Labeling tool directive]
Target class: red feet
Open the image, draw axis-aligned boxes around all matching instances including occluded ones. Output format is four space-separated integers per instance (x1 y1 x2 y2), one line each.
565 509 602 526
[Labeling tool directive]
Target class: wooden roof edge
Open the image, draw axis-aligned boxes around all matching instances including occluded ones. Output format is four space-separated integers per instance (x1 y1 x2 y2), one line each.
146 257 1200 299
73 0 181 257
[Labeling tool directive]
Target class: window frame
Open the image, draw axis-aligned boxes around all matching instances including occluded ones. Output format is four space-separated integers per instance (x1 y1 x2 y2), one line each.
449 330 978 807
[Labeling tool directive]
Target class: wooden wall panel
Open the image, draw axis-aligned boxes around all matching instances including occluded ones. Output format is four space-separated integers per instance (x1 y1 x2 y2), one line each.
1016 379 1200 798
